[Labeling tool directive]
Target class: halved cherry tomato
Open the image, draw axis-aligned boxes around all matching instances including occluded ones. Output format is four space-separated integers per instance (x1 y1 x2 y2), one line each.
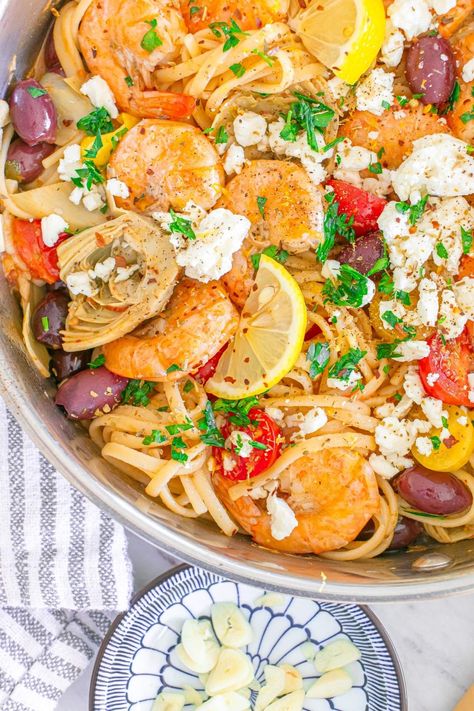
325 180 387 237
419 330 473 407
213 408 282 481
12 218 68 284
458 254 474 280
195 345 227 384
305 323 322 341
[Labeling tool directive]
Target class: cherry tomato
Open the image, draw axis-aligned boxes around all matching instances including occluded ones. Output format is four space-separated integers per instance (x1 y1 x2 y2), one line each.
213 408 282 481
325 180 387 237
305 323 322 341
412 405 474 471
195 345 227 384
12 218 68 284
419 330 473 407
458 254 474 280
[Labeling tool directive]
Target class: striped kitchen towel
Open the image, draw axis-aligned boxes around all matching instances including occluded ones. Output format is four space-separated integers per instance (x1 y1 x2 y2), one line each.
0 399 133 711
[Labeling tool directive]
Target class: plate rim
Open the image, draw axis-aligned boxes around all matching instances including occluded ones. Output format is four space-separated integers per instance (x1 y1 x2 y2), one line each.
89 563 408 711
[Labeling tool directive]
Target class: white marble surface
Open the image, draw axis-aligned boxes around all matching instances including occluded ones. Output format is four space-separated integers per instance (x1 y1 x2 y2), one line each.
59 532 474 711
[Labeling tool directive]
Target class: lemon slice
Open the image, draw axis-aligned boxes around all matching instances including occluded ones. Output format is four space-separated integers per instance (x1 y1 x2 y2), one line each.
206 255 307 399
294 0 386 85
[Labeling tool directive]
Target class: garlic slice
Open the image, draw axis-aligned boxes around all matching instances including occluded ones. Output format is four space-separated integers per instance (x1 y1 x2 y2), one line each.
314 639 361 673
265 690 305 710
205 648 254 696
306 669 353 699
178 619 220 673
211 602 253 648
151 691 185 711
199 691 251 711
255 665 286 710
280 664 303 694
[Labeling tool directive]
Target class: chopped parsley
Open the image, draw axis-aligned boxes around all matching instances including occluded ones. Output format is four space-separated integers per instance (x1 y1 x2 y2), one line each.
445 81 460 113
328 348 366 381
166 420 193 435
71 160 104 190
396 95 409 107
41 316 49 331
89 354 106 369
395 194 429 226
322 264 371 308
189 5 201 16
140 19 163 52
171 436 188 462
251 48 274 66
430 435 441 451
368 161 382 174
209 19 248 51
142 429 167 445
306 341 330 378
435 242 449 259
461 227 473 255
213 396 259 427
381 99 391 110
367 255 389 277
215 125 228 144
251 245 288 270
316 192 355 264
441 415 449 429
460 107 474 124
183 380 194 393
376 338 410 360
280 92 334 152
124 75 134 87
27 85 47 98
229 63 246 77
166 362 182 373
198 401 225 448
121 380 156 406
256 195 267 218
77 107 114 136
381 310 402 328
168 209 196 240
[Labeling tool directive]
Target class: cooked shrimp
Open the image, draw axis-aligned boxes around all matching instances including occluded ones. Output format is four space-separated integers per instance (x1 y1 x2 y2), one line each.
447 32 474 143
180 0 289 32
107 120 224 212
78 0 195 119
340 104 450 169
439 0 474 38
102 279 239 381
220 160 324 306
213 448 380 554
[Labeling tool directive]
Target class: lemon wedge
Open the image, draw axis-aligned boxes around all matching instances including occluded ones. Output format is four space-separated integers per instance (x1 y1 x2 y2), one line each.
206 255 307 399
294 0 386 85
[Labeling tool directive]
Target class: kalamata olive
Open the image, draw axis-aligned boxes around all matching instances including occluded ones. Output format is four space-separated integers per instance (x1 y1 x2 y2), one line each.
44 26 64 75
5 138 54 183
406 35 455 106
388 517 424 550
337 231 385 275
55 366 129 420
51 349 92 381
394 465 472 515
31 291 69 349
9 79 57 146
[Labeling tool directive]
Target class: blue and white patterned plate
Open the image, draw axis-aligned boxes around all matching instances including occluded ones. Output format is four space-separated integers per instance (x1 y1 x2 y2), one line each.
91 565 406 711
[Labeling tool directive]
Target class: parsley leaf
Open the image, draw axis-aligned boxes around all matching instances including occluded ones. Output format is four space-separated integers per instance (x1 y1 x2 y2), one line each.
183 380 194 393
77 107 114 136
328 348 366 380
322 264 372 308
251 245 289 270
436 242 449 259
124 75 134 87
71 160 104 190
141 19 163 52
166 421 193 435
166 363 182 373
168 209 196 240
279 92 334 152
215 125 228 144
251 48 274 66
316 192 355 263
460 107 474 124
376 338 410 360
27 85 47 98
368 161 382 174
121 380 156 406
444 81 460 114
89 354 106 369
142 429 167 445
256 195 267 218
461 226 473 255
395 195 428 226
381 310 402 328
430 435 441 451
198 401 225 447
213 396 259 427
306 341 330 378
209 19 248 51
229 63 246 77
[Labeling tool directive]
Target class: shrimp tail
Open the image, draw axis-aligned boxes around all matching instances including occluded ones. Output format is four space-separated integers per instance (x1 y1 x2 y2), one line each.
129 89 196 119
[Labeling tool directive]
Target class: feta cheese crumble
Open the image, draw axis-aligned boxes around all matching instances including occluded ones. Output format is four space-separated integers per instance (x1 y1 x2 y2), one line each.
226 431 254 458
267 118 330 186
392 134 474 202
355 69 395 116
396 340 430 361
106 178 130 198
439 288 467 339
41 214 69 247
462 58 474 83
66 272 95 297
417 277 439 326
80 75 118 118
380 21 405 67
223 144 246 175
233 112 267 147
266 495 298 541
285 407 328 438
175 208 250 282
388 0 432 40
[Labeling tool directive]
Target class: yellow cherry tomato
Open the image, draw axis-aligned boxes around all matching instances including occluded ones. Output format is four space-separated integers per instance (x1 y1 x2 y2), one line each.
81 113 139 167
369 292 434 342
412 405 474 472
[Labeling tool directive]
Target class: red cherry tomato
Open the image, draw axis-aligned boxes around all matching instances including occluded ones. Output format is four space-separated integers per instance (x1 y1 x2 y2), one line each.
195 345 227 384
325 180 387 237
305 323 322 341
213 408 282 481
12 218 68 284
419 330 473 407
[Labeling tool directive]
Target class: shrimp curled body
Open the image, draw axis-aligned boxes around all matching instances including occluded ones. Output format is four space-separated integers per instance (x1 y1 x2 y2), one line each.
213 447 380 554
103 279 239 381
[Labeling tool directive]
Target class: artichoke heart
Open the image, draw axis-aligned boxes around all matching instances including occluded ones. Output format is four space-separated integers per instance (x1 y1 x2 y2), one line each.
58 212 179 352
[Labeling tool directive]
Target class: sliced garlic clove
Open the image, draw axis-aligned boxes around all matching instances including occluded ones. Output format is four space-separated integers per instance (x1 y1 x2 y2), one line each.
182 685 204 705
205 648 254 696
180 619 220 673
306 669 353 699
199 691 251 711
211 602 253 648
265 690 305 711
177 642 217 675
151 691 185 711
255 665 286 711
280 664 303 694
314 639 361 673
